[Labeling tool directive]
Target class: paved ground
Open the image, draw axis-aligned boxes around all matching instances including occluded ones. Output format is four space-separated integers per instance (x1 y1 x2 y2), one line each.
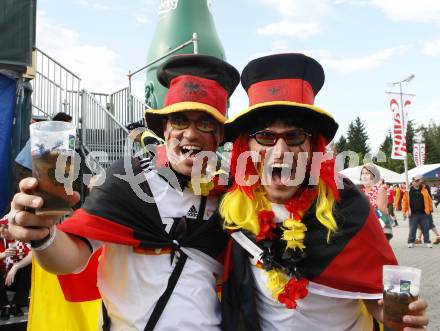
0 300 27 330
391 209 440 331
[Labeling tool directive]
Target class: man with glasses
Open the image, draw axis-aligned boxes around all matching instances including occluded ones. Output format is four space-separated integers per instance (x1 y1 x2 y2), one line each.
7 54 240 330
403 175 433 248
220 53 428 330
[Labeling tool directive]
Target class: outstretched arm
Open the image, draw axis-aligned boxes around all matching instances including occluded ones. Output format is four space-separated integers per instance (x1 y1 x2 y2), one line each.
7 177 92 275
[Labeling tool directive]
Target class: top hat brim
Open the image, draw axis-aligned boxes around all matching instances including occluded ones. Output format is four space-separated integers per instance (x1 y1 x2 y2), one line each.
224 101 339 143
144 101 226 139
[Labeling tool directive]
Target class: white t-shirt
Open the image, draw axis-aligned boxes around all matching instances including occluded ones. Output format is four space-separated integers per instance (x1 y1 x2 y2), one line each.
251 267 373 331
86 169 222 331
250 204 374 331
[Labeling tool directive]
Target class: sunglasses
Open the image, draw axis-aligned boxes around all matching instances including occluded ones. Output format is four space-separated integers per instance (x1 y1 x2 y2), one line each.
250 129 311 147
168 114 217 133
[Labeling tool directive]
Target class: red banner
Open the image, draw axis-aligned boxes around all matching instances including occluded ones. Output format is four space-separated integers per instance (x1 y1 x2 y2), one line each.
390 98 407 160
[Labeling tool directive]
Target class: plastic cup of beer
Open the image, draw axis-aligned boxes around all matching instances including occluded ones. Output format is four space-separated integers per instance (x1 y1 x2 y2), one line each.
383 265 421 331
30 121 76 216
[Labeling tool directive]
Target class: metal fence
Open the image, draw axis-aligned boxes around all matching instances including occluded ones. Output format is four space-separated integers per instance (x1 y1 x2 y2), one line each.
109 87 147 126
31 34 198 170
31 48 81 124
31 48 145 170
80 90 139 169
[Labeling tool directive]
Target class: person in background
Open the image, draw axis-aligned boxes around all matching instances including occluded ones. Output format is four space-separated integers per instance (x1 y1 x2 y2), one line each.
386 184 398 227
360 163 393 239
395 183 406 212
403 175 432 248
434 184 440 208
414 180 440 245
0 217 32 321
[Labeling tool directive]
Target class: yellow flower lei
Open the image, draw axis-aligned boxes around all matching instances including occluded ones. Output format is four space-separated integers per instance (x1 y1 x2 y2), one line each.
282 218 307 250
254 190 313 305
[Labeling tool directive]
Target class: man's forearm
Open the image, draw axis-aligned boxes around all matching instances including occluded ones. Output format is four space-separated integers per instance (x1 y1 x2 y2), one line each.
33 228 92 275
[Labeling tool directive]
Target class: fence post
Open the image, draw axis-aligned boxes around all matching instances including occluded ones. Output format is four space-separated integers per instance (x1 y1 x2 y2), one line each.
80 90 87 147
128 71 133 124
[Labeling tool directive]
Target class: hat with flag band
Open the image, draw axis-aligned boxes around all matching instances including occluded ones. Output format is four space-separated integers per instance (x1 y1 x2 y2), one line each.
225 53 338 142
144 54 240 138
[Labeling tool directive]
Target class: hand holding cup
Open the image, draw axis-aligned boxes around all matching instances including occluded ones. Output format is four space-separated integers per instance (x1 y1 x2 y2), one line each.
8 177 80 243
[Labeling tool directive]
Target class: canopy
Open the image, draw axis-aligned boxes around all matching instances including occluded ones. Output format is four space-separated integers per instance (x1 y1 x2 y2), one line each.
405 164 440 181
339 165 403 185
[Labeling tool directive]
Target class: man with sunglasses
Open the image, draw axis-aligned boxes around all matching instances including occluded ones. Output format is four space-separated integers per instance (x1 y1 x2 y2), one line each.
220 53 428 331
403 175 433 248
7 54 240 330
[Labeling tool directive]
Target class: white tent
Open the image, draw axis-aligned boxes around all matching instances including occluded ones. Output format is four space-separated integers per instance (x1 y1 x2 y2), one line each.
339 165 403 185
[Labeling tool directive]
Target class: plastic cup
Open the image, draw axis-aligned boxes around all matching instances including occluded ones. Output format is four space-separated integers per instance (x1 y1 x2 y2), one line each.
383 265 421 331
30 121 76 216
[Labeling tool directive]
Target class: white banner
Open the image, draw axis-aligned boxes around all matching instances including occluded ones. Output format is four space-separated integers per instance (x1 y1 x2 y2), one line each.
413 143 425 166
404 99 411 121
389 98 407 160
413 144 420 166
420 143 426 166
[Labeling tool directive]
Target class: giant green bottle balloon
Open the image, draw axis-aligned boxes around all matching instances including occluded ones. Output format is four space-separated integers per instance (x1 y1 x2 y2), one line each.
145 0 225 109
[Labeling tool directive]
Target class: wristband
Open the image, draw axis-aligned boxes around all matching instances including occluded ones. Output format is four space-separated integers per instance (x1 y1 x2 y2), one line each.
30 226 57 251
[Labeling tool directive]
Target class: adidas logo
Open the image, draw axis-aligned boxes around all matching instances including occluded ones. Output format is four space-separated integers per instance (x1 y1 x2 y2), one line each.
186 205 198 218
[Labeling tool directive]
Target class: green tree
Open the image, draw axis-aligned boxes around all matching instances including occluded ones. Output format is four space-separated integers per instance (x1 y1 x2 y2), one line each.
346 117 370 162
334 135 347 153
333 135 350 168
406 120 415 156
420 121 440 164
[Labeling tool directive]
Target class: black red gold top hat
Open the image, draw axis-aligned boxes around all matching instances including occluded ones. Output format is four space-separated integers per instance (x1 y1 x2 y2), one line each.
225 53 338 142
144 54 240 138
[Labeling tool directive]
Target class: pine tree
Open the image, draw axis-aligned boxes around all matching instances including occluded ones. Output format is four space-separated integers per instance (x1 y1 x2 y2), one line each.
379 120 440 172
420 121 440 164
334 135 347 153
345 117 371 163
333 135 350 168
406 120 415 156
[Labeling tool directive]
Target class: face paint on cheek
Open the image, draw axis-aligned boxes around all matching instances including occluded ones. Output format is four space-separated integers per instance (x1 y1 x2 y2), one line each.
165 134 184 165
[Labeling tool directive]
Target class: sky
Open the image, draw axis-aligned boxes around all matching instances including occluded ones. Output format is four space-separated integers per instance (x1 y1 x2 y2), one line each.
35 0 440 152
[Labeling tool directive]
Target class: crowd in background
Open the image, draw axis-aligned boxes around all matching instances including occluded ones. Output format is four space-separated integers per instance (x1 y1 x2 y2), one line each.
359 163 440 247
0 216 31 320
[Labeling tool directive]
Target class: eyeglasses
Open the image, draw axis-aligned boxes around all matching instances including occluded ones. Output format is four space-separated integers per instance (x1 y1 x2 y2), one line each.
168 114 217 133
249 129 311 147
